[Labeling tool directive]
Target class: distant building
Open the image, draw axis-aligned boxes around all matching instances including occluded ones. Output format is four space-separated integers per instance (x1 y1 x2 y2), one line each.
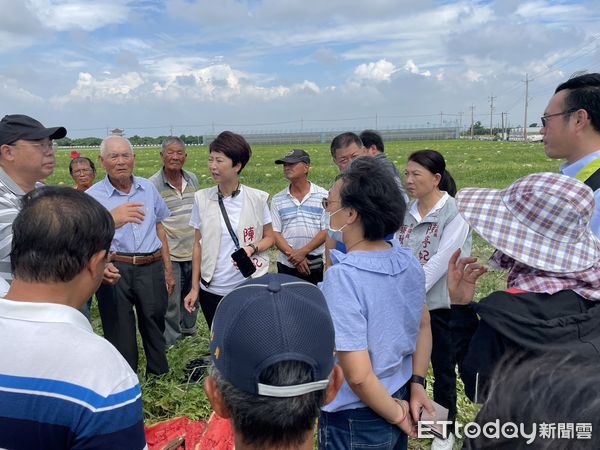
509 127 542 142
110 128 125 136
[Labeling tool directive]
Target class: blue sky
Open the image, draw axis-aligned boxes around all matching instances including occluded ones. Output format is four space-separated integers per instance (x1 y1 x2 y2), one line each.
1 0 599 137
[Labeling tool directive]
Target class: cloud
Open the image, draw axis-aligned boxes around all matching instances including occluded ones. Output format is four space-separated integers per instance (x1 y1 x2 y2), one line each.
28 0 131 32
0 76 44 104
151 64 319 102
465 69 482 82
354 59 397 82
403 60 431 77
52 71 145 106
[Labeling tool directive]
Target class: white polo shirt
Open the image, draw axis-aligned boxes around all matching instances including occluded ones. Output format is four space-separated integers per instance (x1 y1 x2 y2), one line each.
0 298 147 449
270 182 328 268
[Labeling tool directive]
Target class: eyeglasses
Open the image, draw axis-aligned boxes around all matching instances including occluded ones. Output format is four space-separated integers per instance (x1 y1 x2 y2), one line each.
540 109 577 127
106 153 133 162
322 198 341 209
8 140 54 151
72 168 93 175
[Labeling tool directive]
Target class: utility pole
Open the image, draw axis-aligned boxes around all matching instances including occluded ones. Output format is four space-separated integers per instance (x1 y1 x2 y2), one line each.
375 114 378 129
440 111 443 126
458 111 464 134
501 112 506 140
488 94 496 136
523 73 529 142
469 105 475 140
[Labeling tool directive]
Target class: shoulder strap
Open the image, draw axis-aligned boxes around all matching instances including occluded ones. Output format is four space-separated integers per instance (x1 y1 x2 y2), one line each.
583 167 600 191
574 158 600 191
218 195 240 249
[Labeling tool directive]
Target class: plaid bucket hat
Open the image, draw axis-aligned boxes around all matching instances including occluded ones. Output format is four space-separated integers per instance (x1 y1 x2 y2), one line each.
456 172 600 273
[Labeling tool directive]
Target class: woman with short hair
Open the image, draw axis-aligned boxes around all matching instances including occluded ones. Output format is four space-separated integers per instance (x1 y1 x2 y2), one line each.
184 131 274 328
318 157 433 450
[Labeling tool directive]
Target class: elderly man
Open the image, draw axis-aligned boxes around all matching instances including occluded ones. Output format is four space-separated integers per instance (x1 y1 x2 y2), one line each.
204 273 343 450
150 137 199 348
0 114 66 283
0 187 146 449
541 73 600 237
86 135 174 375
271 149 327 284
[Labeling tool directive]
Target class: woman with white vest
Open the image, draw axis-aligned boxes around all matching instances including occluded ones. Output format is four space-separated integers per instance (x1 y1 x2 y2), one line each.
184 131 274 328
397 149 472 450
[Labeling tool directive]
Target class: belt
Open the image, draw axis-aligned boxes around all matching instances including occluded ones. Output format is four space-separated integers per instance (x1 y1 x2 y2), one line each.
112 250 162 266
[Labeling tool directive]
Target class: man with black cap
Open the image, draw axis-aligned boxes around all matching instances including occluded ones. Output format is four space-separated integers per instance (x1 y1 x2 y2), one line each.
0 114 66 283
270 149 328 284
204 273 344 450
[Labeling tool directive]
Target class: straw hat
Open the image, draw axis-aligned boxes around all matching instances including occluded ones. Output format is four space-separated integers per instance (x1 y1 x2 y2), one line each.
456 172 600 273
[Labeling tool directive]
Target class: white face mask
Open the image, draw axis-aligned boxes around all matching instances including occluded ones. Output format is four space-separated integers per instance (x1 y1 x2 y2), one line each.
324 207 347 242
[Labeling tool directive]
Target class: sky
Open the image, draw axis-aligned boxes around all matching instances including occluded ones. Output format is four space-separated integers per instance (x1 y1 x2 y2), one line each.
1 0 599 138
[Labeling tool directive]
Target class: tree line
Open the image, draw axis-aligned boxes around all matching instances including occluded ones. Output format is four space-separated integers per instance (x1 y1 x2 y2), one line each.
56 135 204 147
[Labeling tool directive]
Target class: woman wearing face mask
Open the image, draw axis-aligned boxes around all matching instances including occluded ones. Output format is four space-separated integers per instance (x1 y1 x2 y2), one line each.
397 149 472 450
184 131 274 329
318 157 433 450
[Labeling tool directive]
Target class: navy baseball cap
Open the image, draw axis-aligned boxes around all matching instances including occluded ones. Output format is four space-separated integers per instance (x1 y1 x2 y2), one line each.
210 273 335 397
275 149 310 165
0 114 67 146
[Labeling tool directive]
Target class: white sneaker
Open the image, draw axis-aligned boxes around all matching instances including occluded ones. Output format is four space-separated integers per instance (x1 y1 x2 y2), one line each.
431 433 455 450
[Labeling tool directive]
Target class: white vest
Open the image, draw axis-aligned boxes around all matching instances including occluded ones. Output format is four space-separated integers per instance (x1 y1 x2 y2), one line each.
196 185 270 285
399 196 471 310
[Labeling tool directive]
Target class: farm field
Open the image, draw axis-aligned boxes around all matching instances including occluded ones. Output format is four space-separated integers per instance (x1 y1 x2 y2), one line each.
49 139 559 449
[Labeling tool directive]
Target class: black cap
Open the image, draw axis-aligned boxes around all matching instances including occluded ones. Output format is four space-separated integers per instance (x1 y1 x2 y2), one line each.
210 273 335 397
0 115 67 146
275 149 310 165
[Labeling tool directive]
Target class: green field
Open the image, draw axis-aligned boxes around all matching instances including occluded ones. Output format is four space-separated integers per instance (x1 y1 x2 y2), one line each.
50 139 559 449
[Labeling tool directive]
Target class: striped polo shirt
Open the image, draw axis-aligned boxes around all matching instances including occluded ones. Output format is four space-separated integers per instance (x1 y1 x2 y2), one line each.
149 168 199 261
0 299 147 449
270 182 328 268
0 167 28 283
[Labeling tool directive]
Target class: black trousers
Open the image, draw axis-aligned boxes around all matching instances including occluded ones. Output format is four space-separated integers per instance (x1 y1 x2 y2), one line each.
96 260 169 375
276 262 324 285
199 289 224 330
430 305 479 424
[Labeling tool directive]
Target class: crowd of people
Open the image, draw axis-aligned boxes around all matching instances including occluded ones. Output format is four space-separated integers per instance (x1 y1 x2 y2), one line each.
0 72 599 449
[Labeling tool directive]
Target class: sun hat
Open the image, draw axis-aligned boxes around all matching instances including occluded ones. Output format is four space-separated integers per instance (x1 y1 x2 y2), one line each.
275 149 310 165
0 114 66 145
210 273 335 397
456 172 600 273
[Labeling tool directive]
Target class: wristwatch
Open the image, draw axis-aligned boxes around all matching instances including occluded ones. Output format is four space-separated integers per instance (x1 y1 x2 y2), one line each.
248 243 258 256
410 374 427 389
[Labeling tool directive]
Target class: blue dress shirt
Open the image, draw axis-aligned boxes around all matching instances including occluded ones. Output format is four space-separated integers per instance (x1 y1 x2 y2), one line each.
86 176 171 253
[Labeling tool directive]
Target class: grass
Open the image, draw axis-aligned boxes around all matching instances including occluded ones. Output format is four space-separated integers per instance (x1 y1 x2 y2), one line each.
52 139 559 449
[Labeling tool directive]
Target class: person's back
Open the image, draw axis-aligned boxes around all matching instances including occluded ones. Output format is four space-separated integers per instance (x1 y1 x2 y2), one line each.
0 186 146 449
466 352 600 449
204 273 343 450
0 303 145 448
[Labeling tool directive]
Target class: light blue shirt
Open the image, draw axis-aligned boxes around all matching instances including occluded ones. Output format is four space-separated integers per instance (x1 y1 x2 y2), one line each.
560 149 600 238
86 176 170 253
319 239 425 412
